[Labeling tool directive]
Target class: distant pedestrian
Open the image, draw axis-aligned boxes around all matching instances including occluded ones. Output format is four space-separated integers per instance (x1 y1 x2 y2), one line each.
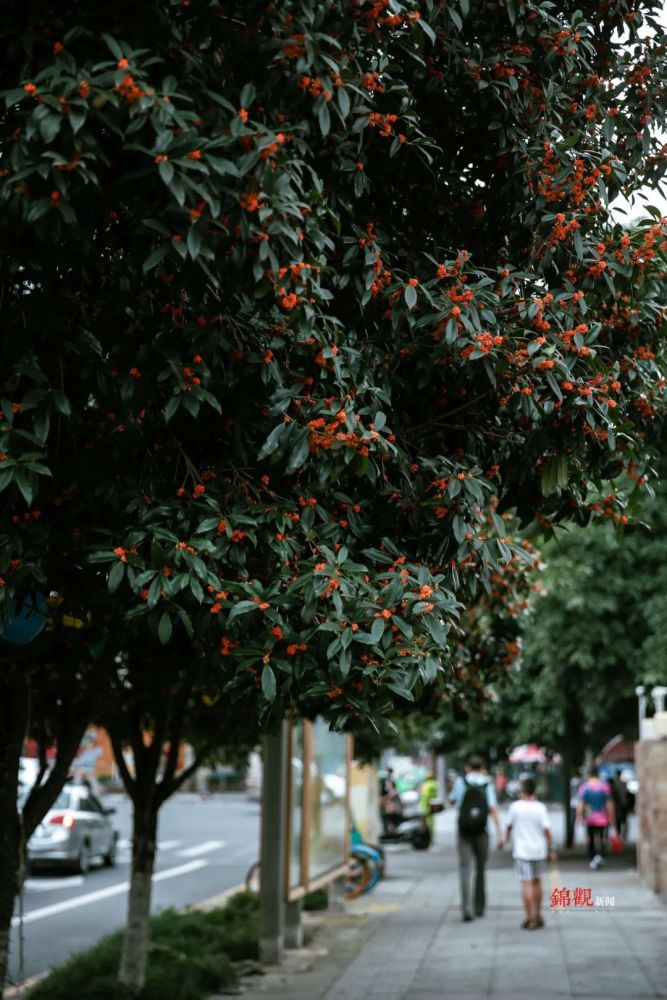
494 769 508 803
576 766 615 869
505 778 556 929
609 773 628 840
419 771 440 841
449 756 504 922
379 767 402 835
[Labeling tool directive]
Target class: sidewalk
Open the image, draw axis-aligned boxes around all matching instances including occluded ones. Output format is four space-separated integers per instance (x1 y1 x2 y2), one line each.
236 810 667 999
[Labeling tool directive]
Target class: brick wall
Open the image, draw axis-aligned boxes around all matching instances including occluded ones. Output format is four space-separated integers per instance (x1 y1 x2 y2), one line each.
635 739 667 899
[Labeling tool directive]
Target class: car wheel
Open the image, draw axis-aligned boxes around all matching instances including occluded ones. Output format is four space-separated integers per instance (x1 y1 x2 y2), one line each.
76 841 92 874
103 834 117 868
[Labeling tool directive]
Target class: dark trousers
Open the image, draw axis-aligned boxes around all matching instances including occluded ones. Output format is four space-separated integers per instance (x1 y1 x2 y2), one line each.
458 831 488 917
587 825 607 860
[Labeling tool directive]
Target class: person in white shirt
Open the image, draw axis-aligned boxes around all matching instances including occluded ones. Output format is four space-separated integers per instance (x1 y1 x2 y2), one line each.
505 777 556 929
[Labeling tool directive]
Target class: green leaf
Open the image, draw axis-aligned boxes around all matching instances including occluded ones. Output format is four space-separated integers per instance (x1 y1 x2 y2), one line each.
258 422 288 460
318 102 331 137
262 664 277 701
143 245 169 274
158 159 174 186
187 225 202 260
424 614 446 647
541 457 559 496
285 429 310 473
163 394 180 422
102 33 123 59
229 599 259 619
405 284 418 310
371 617 386 642
14 471 33 506
69 108 86 134
39 115 61 143
338 88 350 120
240 83 256 109
158 611 173 645
52 390 71 416
108 560 125 594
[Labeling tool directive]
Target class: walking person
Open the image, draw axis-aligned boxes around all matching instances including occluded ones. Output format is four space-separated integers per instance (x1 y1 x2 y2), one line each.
419 770 440 842
505 777 556 929
379 767 402 835
449 756 504 922
576 765 615 869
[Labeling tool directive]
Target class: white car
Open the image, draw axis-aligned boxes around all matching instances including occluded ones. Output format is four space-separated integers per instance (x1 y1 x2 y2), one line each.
25 784 118 873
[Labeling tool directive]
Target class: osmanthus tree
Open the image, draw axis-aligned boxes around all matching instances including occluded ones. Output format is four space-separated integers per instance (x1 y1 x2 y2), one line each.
96 630 256 992
1 0 667 991
353 509 541 762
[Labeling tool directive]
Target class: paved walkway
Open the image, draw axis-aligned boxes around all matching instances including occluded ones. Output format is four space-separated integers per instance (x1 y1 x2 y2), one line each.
236 810 667 999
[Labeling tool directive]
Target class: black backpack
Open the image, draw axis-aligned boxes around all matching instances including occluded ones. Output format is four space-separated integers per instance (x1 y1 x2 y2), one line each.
458 778 489 836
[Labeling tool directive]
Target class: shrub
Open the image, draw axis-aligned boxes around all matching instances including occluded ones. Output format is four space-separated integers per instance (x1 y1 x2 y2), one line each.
29 894 259 1000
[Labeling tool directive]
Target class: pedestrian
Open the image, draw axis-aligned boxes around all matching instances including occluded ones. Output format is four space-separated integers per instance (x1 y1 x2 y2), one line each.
494 768 508 803
379 767 402 835
449 755 504 922
505 777 556 929
419 771 440 841
576 765 615 869
609 773 628 840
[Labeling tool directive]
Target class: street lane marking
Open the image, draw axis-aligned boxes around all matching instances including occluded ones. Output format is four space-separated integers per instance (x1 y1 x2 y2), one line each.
25 877 84 892
152 860 207 882
11 860 207 925
117 838 182 852
178 840 226 858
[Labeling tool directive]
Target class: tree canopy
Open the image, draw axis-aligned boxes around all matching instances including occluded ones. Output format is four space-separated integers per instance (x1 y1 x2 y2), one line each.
2 0 667 734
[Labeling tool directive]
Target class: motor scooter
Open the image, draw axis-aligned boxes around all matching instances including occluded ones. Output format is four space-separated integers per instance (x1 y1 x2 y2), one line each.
379 803 431 850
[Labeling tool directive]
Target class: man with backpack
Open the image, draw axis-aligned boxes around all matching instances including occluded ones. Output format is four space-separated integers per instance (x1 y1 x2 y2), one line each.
449 756 504 921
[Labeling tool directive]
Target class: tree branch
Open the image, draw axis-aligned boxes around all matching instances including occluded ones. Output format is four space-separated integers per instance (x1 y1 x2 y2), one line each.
22 713 88 840
108 724 137 803
158 746 210 806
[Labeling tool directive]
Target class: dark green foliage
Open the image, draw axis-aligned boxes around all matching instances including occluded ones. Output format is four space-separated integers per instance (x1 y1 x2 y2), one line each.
303 888 329 911
29 895 259 1000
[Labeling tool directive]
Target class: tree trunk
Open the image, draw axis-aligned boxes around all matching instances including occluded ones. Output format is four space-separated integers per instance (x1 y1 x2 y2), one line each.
0 676 30 996
118 798 158 996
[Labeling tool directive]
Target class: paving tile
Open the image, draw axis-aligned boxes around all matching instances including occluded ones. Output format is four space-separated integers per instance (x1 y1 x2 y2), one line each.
235 811 667 1000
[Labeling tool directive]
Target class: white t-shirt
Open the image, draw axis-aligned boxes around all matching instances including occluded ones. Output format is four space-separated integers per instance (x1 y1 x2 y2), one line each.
507 799 551 860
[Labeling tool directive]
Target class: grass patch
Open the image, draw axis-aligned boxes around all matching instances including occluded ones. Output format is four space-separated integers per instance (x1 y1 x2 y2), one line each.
29 891 259 1000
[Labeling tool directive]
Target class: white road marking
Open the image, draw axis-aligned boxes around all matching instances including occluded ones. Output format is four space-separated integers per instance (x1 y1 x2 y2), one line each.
25 877 84 892
117 838 181 852
152 860 207 882
177 840 226 858
11 860 207 926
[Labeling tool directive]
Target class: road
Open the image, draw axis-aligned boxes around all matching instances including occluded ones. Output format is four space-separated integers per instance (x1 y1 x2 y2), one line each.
8 792 260 985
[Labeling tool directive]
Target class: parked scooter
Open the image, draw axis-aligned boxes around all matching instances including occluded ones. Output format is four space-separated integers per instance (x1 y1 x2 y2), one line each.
379 804 431 850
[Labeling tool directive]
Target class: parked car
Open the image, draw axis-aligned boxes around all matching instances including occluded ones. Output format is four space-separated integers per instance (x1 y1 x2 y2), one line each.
24 784 118 873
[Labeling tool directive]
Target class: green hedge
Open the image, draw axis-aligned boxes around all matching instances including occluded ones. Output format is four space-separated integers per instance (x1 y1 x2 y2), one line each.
29 892 259 1000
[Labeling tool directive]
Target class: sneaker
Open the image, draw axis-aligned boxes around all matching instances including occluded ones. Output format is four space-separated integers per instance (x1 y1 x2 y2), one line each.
597 854 606 867
463 913 473 922
589 855 601 869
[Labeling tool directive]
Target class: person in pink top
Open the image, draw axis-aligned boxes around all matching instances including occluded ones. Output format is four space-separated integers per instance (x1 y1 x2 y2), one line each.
576 766 615 869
